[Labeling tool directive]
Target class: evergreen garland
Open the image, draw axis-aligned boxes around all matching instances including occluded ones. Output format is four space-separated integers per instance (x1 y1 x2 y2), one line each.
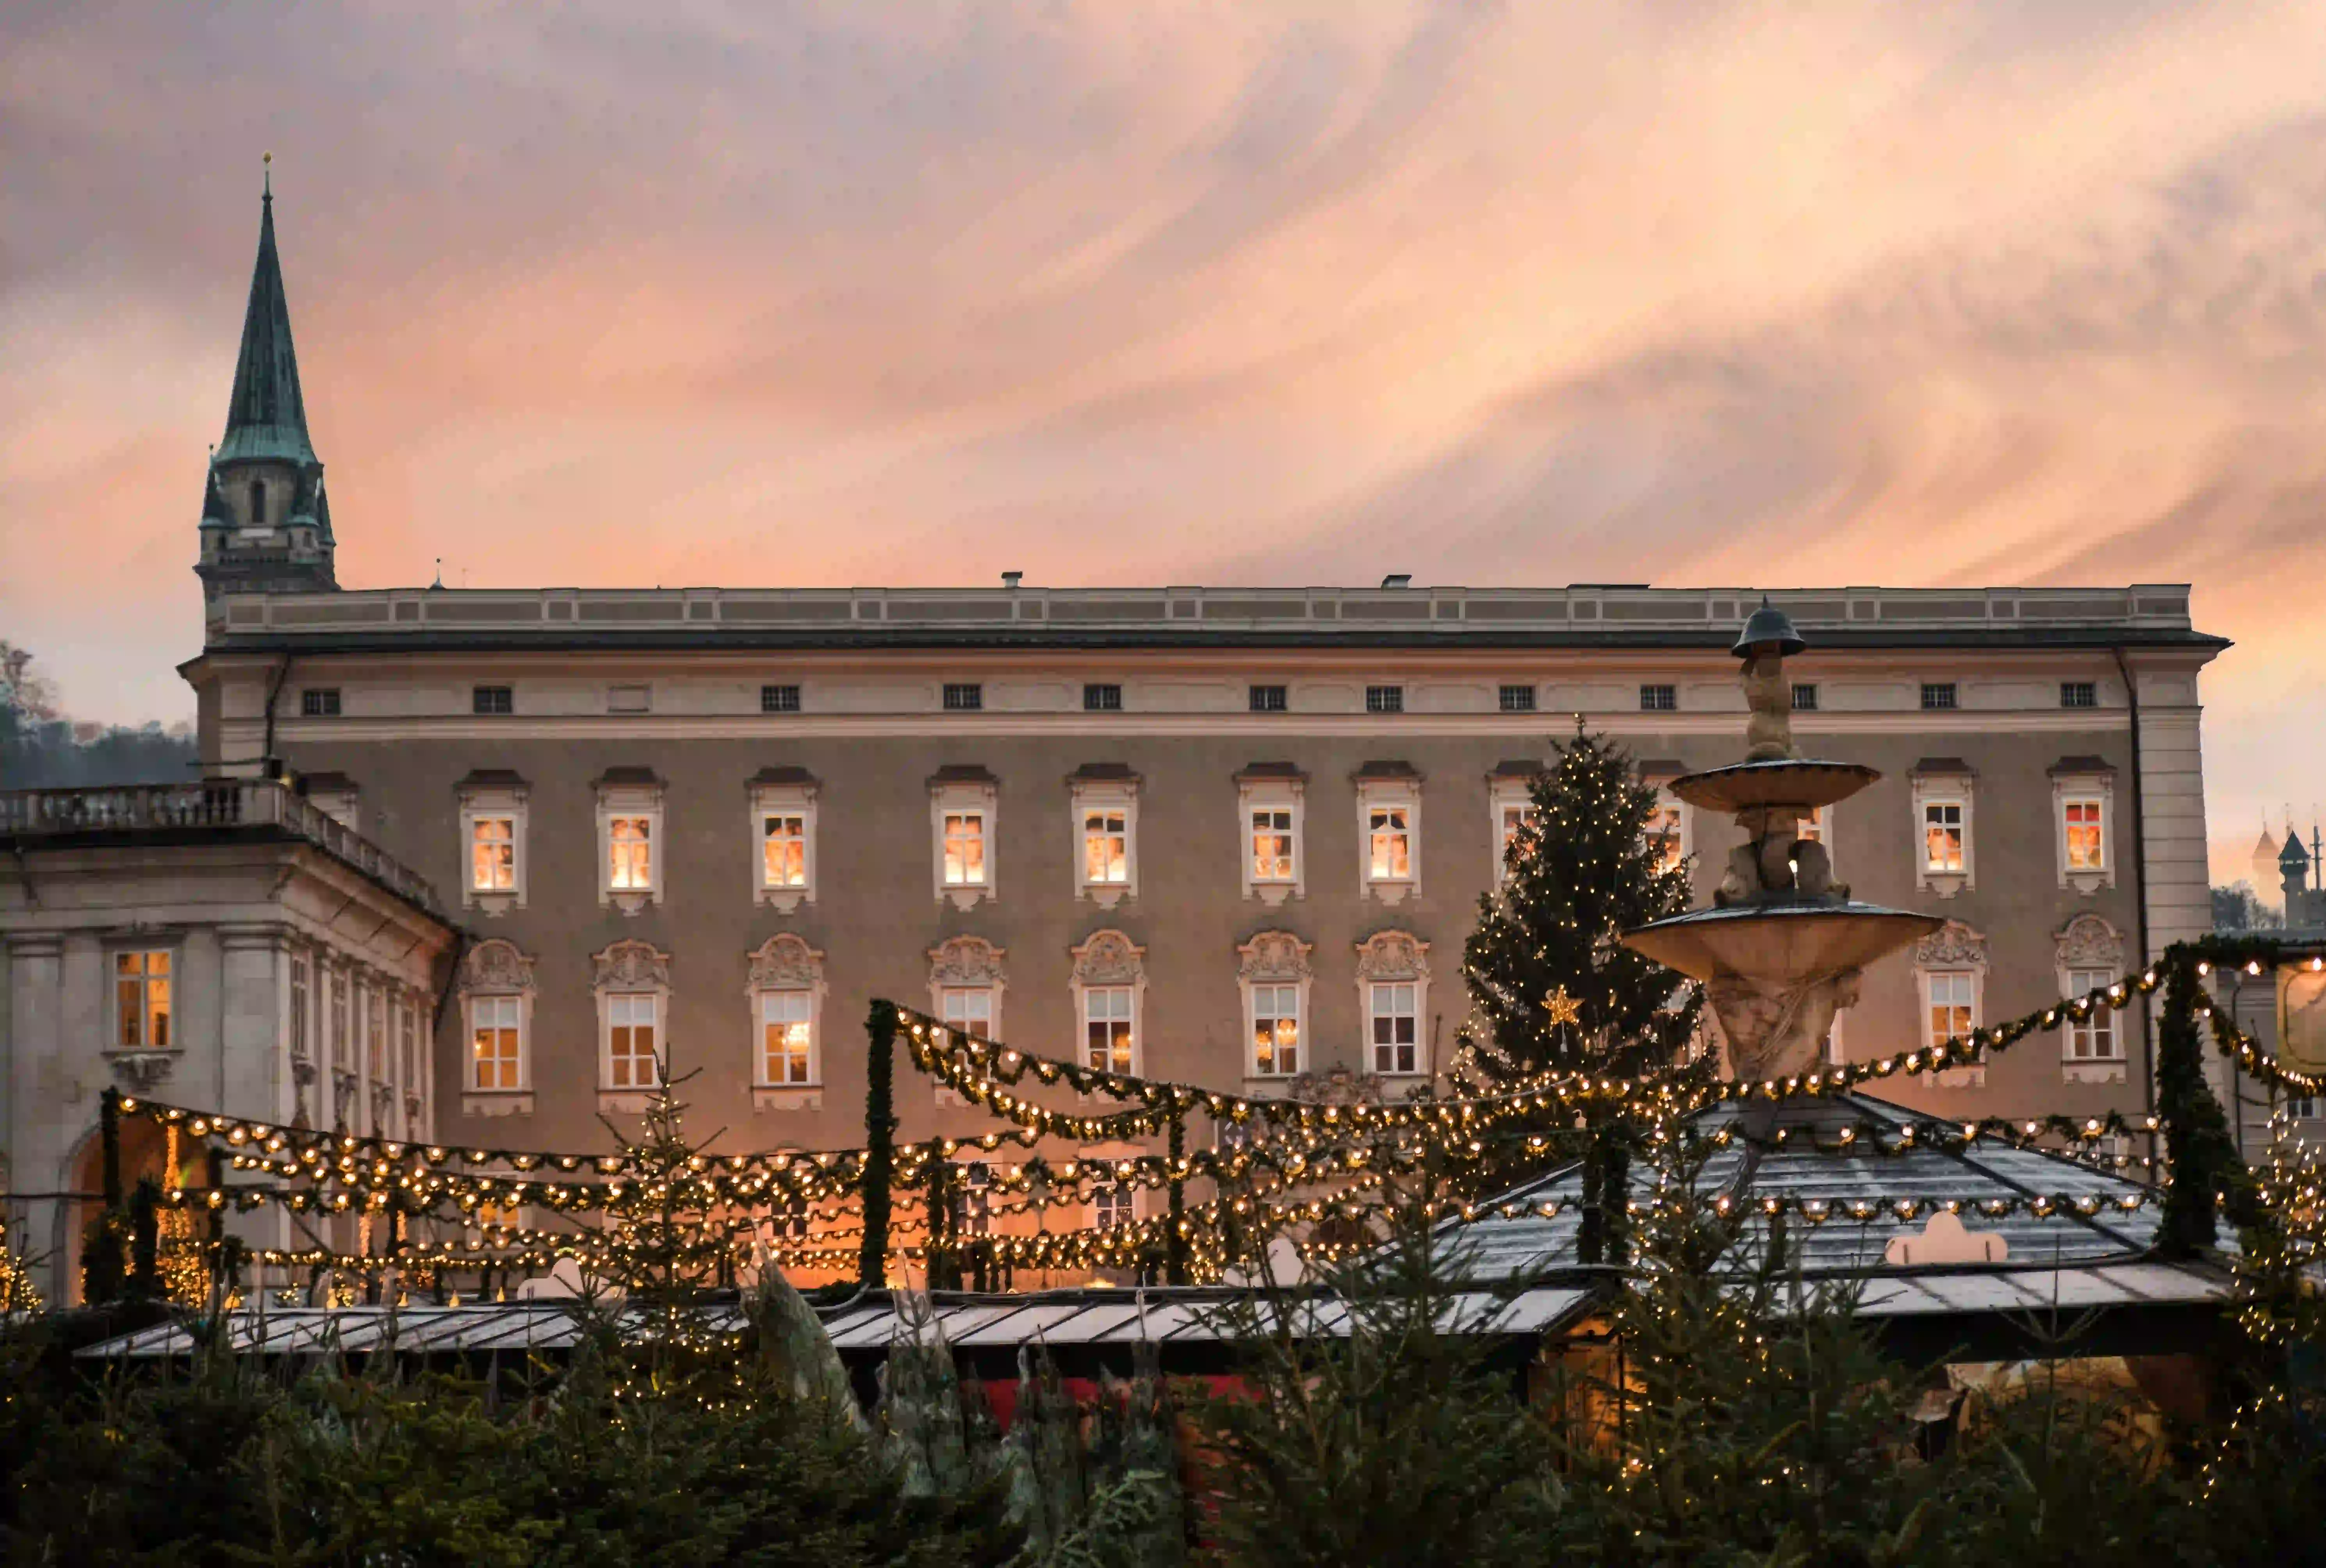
1459 727 1700 1084
2157 958 2263 1256
860 999 900 1291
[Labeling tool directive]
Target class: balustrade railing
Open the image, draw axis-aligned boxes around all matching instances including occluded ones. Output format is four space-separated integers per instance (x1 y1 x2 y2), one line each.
0 780 445 917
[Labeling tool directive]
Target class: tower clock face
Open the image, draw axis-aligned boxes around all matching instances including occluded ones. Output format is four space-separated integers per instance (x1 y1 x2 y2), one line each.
2281 971 2326 1074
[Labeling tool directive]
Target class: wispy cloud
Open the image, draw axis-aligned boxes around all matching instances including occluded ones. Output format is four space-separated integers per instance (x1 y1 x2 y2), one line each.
4 2 2324 878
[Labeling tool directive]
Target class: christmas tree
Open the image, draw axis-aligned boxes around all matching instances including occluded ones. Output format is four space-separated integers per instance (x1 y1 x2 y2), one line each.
1459 727 1700 1083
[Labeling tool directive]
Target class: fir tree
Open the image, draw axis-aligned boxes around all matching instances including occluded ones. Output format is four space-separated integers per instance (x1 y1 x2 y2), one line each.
1460 728 1700 1083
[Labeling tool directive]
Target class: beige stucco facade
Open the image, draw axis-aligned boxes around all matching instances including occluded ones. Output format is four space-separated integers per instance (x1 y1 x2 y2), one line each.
177 584 2224 1207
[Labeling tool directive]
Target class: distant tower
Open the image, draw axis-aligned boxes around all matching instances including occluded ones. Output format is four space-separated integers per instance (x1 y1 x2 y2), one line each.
2281 829 2312 916
2251 819 2284 898
195 160 337 599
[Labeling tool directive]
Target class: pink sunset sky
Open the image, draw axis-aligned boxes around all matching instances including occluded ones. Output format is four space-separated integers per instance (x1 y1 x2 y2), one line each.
5 4 2324 887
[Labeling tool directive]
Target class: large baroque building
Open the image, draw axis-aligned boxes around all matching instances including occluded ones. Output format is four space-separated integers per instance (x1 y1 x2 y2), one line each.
5 184 2232 1283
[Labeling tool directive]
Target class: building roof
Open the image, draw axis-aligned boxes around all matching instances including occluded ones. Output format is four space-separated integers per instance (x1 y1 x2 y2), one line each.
214 174 317 470
193 584 2231 660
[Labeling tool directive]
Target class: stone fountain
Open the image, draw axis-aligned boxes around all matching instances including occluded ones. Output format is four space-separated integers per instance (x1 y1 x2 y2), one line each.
1620 601 1942 1086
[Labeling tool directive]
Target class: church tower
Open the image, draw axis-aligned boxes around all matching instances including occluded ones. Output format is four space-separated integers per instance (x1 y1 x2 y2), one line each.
196 162 337 598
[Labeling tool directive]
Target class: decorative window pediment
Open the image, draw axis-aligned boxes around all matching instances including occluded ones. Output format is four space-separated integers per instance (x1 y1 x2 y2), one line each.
1912 919 1989 973
1239 929 1314 1083
1071 928 1146 1078
1913 920 1987 1090
2055 914 2128 1083
928 936 1006 1103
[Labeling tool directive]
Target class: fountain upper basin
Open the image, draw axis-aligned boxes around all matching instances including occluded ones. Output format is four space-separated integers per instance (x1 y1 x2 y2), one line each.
1622 899 1942 985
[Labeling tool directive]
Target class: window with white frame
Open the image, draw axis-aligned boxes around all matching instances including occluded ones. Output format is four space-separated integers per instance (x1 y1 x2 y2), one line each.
929 936 1006 1057
1070 930 1145 1079
1637 772 1693 879
749 769 819 911
1083 987 1135 1074
1925 971 1976 1049
2055 914 2126 1081
470 994 524 1090
1250 984 1302 1077
2292 1096 2322 1121
2063 971 2117 1061
1091 1181 1136 1231
457 939 535 1110
761 990 814 1083
1084 807 1128 882
2051 763 2115 894
1237 766 1306 905
944 812 986 884
748 933 826 1101
1913 921 1988 1086
1239 930 1314 1080
1909 765 1975 896
593 939 670 1098
942 986 995 1038
1355 768 1420 903
594 770 665 912
457 772 528 911
1355 931 1431 1078
606 993 661 1089
952 1164 993 1236
1490 772 1540 884
1069 766 1140 907
113 949 174 1050
1369 983 1420 1076
929 769 999 908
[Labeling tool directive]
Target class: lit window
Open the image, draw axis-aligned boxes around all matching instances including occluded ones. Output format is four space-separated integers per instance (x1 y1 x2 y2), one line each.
2064 969 2118 1062
606 993 660 1089
1366 685 1404 714
1640 684 1677 712
471 815 517 892
941 987 995 1040
470 994 523 1090
1251 984 1301 1076
1647 799 1684 875
1252 808 1296 882
1368 804 1413 881
114 950 172 1049
1091 1183 1135 1231
1370 982 1419 1076
1084 986 1134 1074
760 989 815 1085
943 812 987 886
1499 684 1536 713
1797 804 1832 861
1083 809 1128 884
608 816 653 890
1922 802 1965 873
1926 971 1977 1048
953 1164 993 1236
2063 798 2105 872
762 814 808 889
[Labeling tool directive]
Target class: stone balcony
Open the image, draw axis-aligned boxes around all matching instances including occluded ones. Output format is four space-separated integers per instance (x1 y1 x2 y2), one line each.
0 780 447 919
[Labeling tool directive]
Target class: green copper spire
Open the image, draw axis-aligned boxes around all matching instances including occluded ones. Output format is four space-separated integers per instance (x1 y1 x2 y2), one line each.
215 159 317 466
